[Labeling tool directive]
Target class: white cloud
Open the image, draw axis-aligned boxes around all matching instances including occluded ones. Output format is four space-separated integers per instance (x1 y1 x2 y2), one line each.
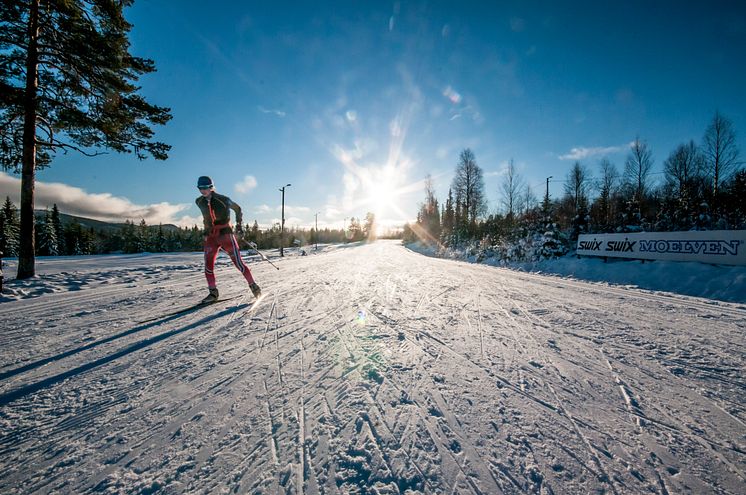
283 216 304 227
559 144 630 161
325 207 341 218
234 175 258 194
175 214 204 228
443 85 462 104
253 203 309 216
286 205 311 215
0 172 194 226
258 106 286 117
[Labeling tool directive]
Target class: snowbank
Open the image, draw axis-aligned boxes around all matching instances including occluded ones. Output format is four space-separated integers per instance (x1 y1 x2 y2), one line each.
406 241 746 304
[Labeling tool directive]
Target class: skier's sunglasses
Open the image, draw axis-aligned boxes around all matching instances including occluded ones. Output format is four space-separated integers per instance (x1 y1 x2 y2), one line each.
197 185 213 190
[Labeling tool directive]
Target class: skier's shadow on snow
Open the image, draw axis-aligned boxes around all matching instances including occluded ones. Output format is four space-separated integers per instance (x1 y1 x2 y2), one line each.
0 304 249 407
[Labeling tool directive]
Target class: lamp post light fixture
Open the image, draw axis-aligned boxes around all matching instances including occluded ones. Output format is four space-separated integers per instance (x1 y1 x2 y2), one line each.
279 183 291 257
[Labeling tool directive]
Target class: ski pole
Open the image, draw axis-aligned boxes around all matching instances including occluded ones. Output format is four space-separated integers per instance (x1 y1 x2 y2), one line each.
247 241 280 270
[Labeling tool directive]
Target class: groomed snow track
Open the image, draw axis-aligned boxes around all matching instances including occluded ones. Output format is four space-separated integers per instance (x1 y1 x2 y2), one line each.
1 241 744 494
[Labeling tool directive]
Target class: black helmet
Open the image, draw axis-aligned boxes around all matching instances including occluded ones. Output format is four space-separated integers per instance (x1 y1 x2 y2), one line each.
197 176 213 189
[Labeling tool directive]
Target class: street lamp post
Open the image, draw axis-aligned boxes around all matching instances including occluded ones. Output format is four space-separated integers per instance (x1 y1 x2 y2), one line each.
279 183 291 257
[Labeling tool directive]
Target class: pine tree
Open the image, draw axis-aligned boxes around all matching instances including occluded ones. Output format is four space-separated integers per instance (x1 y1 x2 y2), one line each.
363 212 377 241
63 220 88 255
154 224 166 252
37 208 58 256
137 219 149 253
50 204 64 255
0 197 20 256
0 1 172 278
415 175 441 244
348 217 363 242
593 159 618 231
623 137 654 220
164 230 180 252
122 220 138 253
451 148 487 236
703 112 741 204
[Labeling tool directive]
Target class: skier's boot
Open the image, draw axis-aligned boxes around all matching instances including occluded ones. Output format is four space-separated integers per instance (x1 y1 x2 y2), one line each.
201 287 219 304
249 282 262 299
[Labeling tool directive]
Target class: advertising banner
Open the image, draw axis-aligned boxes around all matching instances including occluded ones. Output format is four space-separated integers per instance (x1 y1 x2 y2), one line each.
576 230 746 265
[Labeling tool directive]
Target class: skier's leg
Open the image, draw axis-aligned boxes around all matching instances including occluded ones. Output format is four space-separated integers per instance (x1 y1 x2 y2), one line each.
221 233 256 285
204 236 220 288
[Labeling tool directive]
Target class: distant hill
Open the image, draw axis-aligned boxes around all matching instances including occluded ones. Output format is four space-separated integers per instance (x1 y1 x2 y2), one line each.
33 210 185 233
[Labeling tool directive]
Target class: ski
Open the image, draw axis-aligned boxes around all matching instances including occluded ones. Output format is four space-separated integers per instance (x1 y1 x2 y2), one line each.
247 241 280 270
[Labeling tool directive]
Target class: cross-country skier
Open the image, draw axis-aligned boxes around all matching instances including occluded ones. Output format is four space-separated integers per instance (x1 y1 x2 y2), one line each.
195 176 261 303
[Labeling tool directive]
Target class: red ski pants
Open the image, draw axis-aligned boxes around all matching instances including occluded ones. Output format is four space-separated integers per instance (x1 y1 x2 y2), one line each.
203 232 255 288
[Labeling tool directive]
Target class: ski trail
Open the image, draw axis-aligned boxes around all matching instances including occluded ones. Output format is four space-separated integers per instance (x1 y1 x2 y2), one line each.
490 279 622 495
3 242 743 494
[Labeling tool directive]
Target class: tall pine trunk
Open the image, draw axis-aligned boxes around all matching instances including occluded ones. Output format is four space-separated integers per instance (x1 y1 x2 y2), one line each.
18 0 40 279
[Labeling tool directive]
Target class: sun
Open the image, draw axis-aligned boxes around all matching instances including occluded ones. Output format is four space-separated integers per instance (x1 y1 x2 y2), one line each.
330 134 424 227
365 169 400 217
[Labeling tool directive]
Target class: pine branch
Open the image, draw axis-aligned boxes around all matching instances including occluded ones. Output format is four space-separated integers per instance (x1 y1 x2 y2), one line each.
35 139 108 157
0 102 23 126
0 35 23 47
35 115 54 141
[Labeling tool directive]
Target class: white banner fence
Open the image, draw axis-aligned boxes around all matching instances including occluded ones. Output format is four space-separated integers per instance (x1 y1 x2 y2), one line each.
576 230 746 266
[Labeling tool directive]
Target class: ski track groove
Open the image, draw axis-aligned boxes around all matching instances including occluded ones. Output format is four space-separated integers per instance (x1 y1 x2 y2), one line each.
489 275 623 495
331 308 441 493
0 291 275 492
492 272 746 491
0 294 252 400
0 269 207 319
503 279 746 459
2 243 743 494
480 263 746 321
0 268 241 376
348 298 506 494
397 288 500 493
385 268 617 492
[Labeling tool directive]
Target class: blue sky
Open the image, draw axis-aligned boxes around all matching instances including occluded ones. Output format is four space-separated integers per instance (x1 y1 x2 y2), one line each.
2 0 745 230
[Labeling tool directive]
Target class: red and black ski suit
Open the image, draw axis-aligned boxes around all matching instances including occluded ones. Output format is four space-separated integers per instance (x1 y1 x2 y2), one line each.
195 192 255 289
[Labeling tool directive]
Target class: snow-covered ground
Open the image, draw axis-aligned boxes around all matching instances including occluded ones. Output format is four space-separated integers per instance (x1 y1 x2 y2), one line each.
1 240 744 494
407 241 746 304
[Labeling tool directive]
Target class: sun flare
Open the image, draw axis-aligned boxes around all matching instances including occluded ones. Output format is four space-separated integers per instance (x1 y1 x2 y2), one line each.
365 168 401 217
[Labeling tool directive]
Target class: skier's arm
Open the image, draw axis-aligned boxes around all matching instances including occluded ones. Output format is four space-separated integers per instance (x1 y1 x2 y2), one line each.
196 198 210 235
230 200 243 228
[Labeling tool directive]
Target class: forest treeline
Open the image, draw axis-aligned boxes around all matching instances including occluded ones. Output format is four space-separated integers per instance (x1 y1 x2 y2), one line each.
0 201 379 257
405 112 745 262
